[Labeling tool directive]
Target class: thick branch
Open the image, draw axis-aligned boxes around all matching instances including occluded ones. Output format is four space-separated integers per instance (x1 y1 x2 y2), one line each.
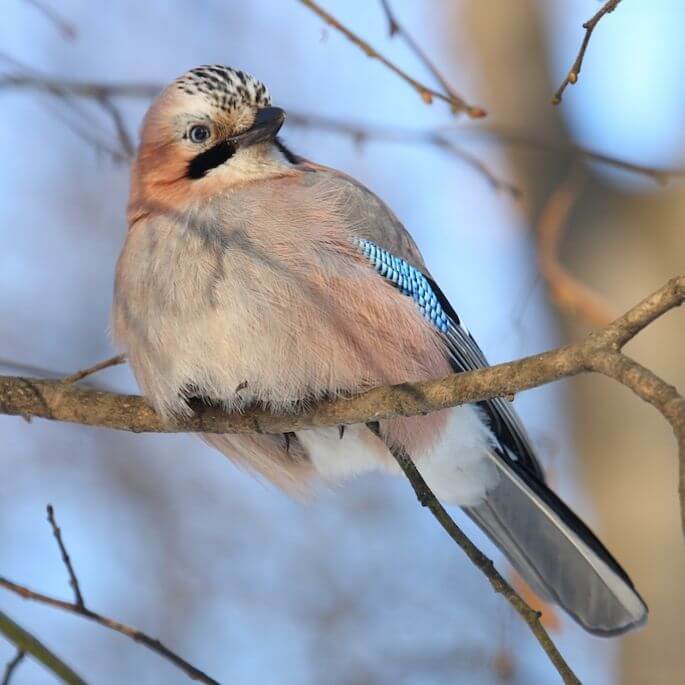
0 345 586 434
0 276 682 436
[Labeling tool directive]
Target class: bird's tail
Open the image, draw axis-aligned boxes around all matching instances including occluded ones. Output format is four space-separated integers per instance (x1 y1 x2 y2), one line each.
463 454 647 635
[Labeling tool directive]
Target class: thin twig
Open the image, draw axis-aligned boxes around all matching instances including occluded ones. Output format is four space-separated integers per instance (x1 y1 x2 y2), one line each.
473 126 681 186
96 97 135 158
552 0 624 105
23 0 77 41
378 0 471 111
62 354 126 385
0 579 219 685
46 505 85 608
0 356 67 379
1 650 25 685
388 445 580 685
536 167 616 327
0 611 87 685
288 112 520 194
297 0 484 117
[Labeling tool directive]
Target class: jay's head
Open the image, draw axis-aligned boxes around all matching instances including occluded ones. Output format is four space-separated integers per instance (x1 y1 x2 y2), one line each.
132 65 294 210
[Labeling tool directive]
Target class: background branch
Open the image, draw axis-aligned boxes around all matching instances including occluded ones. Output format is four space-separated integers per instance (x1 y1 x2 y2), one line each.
297 0 484 116
1 649 24 685
535 166 616 327
552 0 624 104
3 73 685 187
0 507 222 685
0 611 86 685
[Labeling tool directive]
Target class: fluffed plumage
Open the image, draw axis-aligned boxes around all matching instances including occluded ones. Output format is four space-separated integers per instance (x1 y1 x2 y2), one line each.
112 65 647 635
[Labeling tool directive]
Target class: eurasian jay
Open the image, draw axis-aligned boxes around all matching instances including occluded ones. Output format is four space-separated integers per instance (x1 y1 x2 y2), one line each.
112 65 647 635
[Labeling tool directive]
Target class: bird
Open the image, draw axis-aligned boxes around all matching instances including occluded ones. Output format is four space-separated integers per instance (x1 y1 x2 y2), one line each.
112 64 647 635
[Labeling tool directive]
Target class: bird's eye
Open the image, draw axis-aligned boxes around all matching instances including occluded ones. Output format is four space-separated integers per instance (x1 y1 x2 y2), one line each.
188 125 211 144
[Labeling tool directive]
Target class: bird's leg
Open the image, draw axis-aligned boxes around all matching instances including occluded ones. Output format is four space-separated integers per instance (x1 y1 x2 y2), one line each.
283 431 296 453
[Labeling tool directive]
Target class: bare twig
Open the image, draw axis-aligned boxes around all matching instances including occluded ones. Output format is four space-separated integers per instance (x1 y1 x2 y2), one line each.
46 505 85 607
552 0 624 105
0 611 86 685
96 97 134 158
536 167 616 327
0 505 218 685
1 650 25 685
473 126 682 186
62 354 126 385
297 0 484 117
0 505 219 683
388 445 580 685
23 0 77 41
0 74 161 99
0 356 66 379
378 0 471 111
0 579 219 685
288 112 520 194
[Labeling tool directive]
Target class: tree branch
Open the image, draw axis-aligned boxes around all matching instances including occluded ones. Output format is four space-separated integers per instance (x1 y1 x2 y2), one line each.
535 166 616 327
0 611 87 685
62 354 126 385
552 0 624 105
0 505 222 684
388 445 580 685
0 578 219 684
1 649 24 685
296 0 484 117
378 0 475 113
46 505 85 607
0 275 682 518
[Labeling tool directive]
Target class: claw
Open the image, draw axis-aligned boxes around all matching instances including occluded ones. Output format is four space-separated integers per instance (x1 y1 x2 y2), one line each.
283 432 290 453
338 425 345 440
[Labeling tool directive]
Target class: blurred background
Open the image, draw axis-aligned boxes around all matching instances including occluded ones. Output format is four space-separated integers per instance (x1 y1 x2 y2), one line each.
1 1 684 683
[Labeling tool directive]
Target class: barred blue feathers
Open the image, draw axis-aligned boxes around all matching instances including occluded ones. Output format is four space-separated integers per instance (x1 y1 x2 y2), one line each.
354 238 450 333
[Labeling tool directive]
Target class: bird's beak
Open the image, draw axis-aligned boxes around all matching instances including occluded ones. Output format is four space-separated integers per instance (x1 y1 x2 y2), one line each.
229 107 286 149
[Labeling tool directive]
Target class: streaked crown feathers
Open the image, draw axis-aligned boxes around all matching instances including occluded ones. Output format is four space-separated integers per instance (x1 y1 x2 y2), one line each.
173 65 271 112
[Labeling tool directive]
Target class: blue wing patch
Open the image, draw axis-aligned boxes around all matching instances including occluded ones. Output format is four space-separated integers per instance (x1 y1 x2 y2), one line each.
354 238 450 333
353 237 546 481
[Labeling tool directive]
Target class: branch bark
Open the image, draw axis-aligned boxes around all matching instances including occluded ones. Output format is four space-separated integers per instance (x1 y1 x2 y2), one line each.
0 278 683 544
